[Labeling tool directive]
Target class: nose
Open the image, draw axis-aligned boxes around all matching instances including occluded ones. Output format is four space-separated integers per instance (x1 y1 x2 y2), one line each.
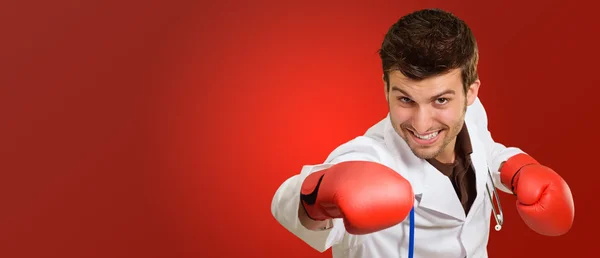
412 106 434 134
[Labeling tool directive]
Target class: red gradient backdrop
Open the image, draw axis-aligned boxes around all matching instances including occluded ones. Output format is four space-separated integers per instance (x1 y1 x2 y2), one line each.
1 0 596 257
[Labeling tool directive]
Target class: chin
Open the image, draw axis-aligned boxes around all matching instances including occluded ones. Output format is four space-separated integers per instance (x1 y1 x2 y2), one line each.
401 129 445 160
411 147 442 160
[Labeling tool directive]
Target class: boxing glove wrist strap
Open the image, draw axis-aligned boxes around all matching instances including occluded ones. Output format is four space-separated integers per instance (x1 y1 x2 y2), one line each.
300 172 326 221
499 153 540 192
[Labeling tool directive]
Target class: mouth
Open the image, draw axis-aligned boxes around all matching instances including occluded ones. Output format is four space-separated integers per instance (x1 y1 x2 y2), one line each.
407 129 442 146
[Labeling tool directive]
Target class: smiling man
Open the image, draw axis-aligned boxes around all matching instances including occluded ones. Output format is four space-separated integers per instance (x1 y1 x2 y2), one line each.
271 8 574 258
388 68 470 164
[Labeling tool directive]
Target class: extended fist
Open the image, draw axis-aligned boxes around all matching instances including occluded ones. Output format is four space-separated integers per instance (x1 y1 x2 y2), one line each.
500 153 575 236
300 161 414 235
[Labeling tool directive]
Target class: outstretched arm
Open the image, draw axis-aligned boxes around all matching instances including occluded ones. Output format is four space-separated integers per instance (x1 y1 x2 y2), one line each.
468 97 525 194
271 136 413 252
469 97 574 236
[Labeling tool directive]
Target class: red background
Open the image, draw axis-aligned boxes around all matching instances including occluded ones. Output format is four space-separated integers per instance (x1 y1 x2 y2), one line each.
1 0 596 257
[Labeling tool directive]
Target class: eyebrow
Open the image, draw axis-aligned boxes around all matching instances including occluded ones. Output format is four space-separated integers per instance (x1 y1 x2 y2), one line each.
391 86 456 101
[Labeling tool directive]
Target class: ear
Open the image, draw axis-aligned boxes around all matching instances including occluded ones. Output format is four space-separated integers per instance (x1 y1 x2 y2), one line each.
466 79 481 106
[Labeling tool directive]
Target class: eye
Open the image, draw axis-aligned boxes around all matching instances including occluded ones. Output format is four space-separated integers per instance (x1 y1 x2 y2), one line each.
397 97 412 103
435 98 449 105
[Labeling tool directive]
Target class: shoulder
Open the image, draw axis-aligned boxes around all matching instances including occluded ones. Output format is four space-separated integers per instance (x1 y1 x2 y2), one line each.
466 97 486 118
465 97 490 127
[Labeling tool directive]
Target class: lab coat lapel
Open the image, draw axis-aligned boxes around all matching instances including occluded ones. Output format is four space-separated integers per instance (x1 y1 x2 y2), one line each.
464 122 490 220
418 162 466 221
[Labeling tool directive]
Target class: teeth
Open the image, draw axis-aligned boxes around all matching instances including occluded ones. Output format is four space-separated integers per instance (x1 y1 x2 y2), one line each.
414 131 439 140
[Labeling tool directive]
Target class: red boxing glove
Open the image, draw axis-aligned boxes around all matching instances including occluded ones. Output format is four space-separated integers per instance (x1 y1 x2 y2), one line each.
300 161 414 235
500 153 575 236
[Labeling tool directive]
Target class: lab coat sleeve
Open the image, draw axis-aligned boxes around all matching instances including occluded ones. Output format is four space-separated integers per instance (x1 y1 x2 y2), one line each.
270 137 386 253
470 97 526 194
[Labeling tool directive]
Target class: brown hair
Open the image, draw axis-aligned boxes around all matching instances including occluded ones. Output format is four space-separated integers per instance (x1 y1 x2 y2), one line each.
378 8 479 93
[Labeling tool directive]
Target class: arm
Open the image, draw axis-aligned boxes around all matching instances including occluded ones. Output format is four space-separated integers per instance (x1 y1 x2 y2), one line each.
469 97 574 236
271 136 411 252
468 97 525 193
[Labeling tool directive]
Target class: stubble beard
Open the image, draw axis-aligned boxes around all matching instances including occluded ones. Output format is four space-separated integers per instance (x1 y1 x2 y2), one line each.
389 101 467 160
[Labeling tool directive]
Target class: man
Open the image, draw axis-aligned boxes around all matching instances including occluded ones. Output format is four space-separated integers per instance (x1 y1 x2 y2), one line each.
270 8 574 258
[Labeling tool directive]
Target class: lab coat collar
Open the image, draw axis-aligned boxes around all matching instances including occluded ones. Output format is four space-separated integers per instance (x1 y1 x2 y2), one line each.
419 162 467 221
464 120 489 221
381 114 486 222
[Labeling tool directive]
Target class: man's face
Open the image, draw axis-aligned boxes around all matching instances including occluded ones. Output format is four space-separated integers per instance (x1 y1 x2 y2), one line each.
385 69 479 162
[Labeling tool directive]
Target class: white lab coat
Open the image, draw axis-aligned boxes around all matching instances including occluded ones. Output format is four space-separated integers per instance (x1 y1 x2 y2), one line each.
271 97 526 258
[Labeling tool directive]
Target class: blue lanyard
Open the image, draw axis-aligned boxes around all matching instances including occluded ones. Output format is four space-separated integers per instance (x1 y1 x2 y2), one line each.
408 207 415 258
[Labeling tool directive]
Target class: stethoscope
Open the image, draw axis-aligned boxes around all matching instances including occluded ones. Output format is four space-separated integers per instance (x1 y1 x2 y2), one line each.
406 169 504 258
